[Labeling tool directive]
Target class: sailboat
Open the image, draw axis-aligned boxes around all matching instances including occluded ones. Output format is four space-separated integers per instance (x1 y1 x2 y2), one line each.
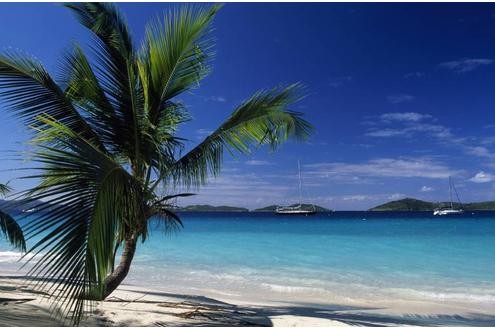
433 177 464 216
276 161 316 215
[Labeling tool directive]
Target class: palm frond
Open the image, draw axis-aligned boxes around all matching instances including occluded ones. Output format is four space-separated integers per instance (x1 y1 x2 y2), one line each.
149 206 183 235
172 84 314 187
0 52 103 149
139 4 220 124
0 211 26 252
60 44 118 149
20 116 141 324
0 182 12 196
154 192 195 205
65 3 146 167
64 3 133 58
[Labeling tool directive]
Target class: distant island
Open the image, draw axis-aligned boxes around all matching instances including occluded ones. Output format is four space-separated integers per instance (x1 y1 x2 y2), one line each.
254 203 332 212
369 198 495 211
176 203 331 212
176 205 249 212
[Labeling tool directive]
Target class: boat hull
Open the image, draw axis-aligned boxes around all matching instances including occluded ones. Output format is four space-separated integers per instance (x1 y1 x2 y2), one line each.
275 209 317 215
433 209 464 216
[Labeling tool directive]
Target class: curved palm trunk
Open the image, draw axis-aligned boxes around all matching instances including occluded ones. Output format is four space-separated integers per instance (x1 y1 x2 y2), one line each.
101 235 137 299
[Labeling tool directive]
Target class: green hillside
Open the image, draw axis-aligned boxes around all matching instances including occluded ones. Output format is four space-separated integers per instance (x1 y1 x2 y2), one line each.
369 198 495 211
254 203 332 212
369 198 436 211
177 204 249 212
463 201 495 210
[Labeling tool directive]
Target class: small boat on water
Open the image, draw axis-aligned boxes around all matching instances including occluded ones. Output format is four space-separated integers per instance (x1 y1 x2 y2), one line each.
276 161 316 215
276 204 316 215
433 177 464 216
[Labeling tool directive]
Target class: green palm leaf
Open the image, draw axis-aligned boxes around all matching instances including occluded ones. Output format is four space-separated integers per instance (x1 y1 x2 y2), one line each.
0 211 26 252
0 183 26 251
172 84 314 187
0 52 104 149
20 116 142 323
139 4 220 124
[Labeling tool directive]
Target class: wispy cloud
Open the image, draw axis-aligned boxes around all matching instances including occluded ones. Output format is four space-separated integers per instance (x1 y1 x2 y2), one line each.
365 129 409 138
380 112 431 122
439 58 493 73
305 157 459 180
176 172 292 209
404 72 424 79
245 160 274 166
465 146 493 158
386 94 415 104
329 76 352 88
364 112 495 160
199 95 227 103
195 128 214 140
388 193 406 200
342 194 374 201
420 186 434 192
469 171 494 183
209 96 227 102
321 193 405 206
365 112 450 139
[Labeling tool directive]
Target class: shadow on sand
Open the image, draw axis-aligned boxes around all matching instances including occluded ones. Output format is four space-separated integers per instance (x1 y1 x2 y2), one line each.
117 289 495 327
1 277 495 327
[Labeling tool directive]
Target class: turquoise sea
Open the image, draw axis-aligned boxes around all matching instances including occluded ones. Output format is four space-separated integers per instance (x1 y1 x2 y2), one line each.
1 211 495 311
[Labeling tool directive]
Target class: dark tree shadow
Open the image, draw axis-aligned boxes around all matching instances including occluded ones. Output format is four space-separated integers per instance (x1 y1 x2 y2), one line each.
2 278 495 327
120 289 495 327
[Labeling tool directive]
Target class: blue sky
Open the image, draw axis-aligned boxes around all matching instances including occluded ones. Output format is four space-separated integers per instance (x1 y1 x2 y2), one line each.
1 3 495 210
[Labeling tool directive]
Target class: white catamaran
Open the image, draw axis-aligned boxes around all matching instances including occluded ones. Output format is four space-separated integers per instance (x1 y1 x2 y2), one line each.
276 161 316 215
433 177 464 216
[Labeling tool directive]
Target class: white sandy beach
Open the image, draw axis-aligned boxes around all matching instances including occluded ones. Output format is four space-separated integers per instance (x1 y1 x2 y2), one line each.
2 274 495 327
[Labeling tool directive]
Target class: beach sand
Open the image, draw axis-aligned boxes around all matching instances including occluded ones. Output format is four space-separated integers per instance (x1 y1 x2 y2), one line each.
1 275 495 327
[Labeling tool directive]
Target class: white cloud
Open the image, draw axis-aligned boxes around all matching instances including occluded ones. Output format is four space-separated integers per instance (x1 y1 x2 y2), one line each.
365 123 451 139
420 186 434 192
209 96 227 102
365 128 409 137
364 112 495 160
199 95 227 103
196 128 214 140
342 194 374 201
465 146 493 158
388 193 406 200
386 94 415 104
245 160 274 166
305 157 458 180
439 58 493 73
196 128 213 135
381 112 431 122
404 72 424 79
469 171 495 183
177 172 292 209
329 76 352 88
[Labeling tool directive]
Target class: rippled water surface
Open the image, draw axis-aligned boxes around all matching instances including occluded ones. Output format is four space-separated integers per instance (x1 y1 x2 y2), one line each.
2 211 495 308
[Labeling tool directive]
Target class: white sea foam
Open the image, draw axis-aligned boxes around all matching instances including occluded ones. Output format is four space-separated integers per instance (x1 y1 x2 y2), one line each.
401 289 495 303
260 283 322 294
0 251 23 263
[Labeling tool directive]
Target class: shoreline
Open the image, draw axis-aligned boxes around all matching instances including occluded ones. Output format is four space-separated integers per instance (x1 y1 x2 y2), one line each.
2 275 495 327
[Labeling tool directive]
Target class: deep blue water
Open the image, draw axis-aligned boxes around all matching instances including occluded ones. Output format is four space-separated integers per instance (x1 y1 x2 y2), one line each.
2 211 495 308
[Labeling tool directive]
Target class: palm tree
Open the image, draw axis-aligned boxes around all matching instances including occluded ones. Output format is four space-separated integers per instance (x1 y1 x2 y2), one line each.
0 3 313 323
0 183 25 251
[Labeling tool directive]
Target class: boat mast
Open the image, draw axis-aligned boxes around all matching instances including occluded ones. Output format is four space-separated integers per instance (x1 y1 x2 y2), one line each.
451 177 462 208
449 176 453 209
298 160 303 206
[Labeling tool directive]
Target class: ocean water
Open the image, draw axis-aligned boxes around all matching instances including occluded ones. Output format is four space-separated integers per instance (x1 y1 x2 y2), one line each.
2 211 495 310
